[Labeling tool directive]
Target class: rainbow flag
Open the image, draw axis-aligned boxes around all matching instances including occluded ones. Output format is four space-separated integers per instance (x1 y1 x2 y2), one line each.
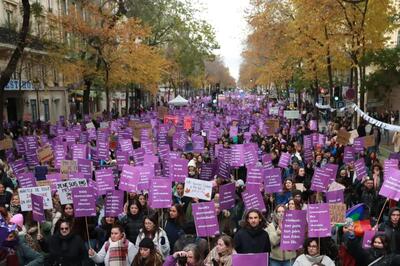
346 203 365 222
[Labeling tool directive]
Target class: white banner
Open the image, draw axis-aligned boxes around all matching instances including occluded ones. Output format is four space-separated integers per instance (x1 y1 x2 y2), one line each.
351 104 400 132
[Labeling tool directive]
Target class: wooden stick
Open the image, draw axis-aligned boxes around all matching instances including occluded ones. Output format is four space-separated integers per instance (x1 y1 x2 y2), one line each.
37 221 40 235
207 236 211 252
375 198 389 228
85 216 91 249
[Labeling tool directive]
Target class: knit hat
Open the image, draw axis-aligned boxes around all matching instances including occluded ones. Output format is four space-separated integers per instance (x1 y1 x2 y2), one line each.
139 238 154 250
10 214 24 229
188 159 196 168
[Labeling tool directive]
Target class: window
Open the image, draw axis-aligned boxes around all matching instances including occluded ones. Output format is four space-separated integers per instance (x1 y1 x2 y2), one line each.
30 99 38 121
6 10 13 29
43 99 50 121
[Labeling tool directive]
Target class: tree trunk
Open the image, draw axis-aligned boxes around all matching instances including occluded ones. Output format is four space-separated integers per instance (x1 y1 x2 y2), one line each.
105 69 110 115
0 0 30 139
324 26 334 107
125 87 129 116
83 78 91 115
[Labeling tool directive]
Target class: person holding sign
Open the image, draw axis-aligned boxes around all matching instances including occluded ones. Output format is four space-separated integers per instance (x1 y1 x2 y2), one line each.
89 224 137 266
136 213 170 259
234 209 271 254
293 238 335 266
266 205 296 266
38 219 87 265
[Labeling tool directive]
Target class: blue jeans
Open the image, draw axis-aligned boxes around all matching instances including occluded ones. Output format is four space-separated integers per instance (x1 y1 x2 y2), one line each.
270 258 293 266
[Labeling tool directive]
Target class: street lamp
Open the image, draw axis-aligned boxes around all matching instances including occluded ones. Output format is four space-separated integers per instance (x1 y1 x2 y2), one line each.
32 78 41 122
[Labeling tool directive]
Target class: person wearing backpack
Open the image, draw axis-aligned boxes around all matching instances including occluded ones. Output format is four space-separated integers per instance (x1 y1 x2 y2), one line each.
88 224 137 266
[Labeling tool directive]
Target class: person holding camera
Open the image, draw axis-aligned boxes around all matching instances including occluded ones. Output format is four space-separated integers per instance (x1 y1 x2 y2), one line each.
163 244 203 266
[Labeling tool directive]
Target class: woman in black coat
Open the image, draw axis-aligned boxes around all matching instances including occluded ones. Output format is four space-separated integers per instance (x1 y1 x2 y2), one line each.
120 199 144 244
38 219 87 266
164 204 185 254
234 209 271 254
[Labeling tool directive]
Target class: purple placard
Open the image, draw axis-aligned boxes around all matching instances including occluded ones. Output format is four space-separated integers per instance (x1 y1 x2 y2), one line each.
119 164 139 192
389 153 400 160
77 159 92 181
192 202 220 237
218 160 231 179
242 187 266 212
326 189 344 203
303 135 312 150
18 173 36 188
246 165 264 185
343 146 355 164
353 137 364 153
119 139 134 157
219 183 235 210
31 194 45 222
280 210 307 250
379 168 400 200
71 187 96 217
199 163 214 181
384 159 399 179
354 158 368 181
72 144 87 161
362 230 384 249
137 165 155 190
278 152 290 168
11 159 27 175
307 203 331 237
232 253 269 266
264 168 282 193
244 147 258 166
97 140 109 160
149 179 172 209
133 148 145 166
192 135 205 154
230 144 245 168
311 167 330 192
171 158 188 183
262 154 273 169
229 126 238 137
104 190 124 217
324 163 339 184
95 169 114 195
309 120 317 131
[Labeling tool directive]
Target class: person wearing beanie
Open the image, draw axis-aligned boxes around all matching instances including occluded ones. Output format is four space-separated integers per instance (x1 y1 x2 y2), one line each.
132 238 162 266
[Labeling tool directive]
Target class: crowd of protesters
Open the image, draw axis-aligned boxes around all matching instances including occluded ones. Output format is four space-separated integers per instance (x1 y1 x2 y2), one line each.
0 93 399 266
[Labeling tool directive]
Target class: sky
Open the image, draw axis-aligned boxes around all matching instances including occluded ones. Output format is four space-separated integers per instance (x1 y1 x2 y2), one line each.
195 0 250 82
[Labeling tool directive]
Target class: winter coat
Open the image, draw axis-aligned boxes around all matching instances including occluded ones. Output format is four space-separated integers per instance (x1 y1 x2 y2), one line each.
136 228 170 259
265 222 296 261
293 254 335 266
40 232 87 266
204 246 236 266
164 219 183 254
89 238 137 266
378 208 400 254
234 226 271 254
173 234 208 259
120 213 144 244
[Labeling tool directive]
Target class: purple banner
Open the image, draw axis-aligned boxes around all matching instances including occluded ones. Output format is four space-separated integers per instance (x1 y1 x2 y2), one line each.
192 202 220 237
326 189 344 203
280 210 307 250
31 194 45 222
232 253 268 266
242 186 266 212
72 144 87 161
246 165 264 185
311 167 330 192
353 137 364 153
134 148 145 166
379 168 400 201
219 183 236 210
264 168 282 193
354 158 367 181
171 158 188 183
324 163 339 184
278 152 290 168
137 166 155 190
77 159 92 181
104 190 124 217
95 169 114 195
11 159 27 175
71 187 96 217
343 146 355 164
119 165 139 192
149 179 172 209
307 203 331 237
18 173 36 188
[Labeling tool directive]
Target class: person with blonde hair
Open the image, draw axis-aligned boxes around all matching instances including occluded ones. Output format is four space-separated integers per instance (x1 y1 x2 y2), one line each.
204 235 236 266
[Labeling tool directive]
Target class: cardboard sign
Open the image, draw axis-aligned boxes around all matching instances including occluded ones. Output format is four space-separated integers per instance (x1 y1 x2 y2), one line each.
364 135 375 148
37 144 54 163
329 203 346 224
60 160 78 175
336 129 351 145
0 138 13 150
265 119 279 135
183 177 213 201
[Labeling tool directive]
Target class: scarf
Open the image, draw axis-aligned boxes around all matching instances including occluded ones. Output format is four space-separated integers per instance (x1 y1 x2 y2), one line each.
108 238 128 266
